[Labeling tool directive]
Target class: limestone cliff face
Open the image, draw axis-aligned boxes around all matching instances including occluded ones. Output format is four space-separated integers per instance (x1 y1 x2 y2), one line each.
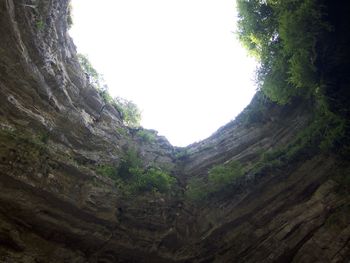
0 1 349 262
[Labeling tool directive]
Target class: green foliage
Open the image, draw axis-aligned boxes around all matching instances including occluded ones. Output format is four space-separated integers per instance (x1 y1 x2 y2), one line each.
136 129 156 143
77 54 102 88
120 149 175 193
132 168 176 193
237 0 349 155
1 129 46 151
112 97 141 127
117 148 141 179
36 20 45 31
96 165 118 179
175 148 190 160
238 93 270 125
116 127 128 136
99 89 113 103
237 0 330 104
185 177 208 201
96 148 175 194
237 0 277 58
250 107 348 177
185 161 244 202
250 148 286 176
77 54 141 127
208 161 244 191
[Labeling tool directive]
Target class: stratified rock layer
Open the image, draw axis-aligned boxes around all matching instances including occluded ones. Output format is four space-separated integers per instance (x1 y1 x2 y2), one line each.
0 1 349 262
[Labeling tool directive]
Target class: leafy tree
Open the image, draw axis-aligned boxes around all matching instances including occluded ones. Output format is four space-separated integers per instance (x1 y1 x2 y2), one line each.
237 0 330 104
237 0 277 58
112 97 141 127
237 0 350 152
134 168 176 193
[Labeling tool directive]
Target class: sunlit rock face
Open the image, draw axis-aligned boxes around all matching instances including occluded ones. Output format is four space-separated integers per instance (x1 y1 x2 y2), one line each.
0 1 349 262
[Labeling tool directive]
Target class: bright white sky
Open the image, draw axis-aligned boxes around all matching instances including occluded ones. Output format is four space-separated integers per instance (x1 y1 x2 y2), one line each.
69 0 257 146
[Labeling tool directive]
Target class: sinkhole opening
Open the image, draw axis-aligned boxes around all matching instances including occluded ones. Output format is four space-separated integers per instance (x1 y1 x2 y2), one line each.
69 0 258 146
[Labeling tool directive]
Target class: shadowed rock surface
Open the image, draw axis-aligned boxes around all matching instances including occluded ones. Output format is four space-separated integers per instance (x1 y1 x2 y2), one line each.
0 0 349 262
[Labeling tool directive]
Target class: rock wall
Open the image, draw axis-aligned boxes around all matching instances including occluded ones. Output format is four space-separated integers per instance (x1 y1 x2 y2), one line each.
0 1 349 262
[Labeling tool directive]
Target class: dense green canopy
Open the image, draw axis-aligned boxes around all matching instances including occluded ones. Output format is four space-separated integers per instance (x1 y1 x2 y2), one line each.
237 0 330 104
237 0 350 153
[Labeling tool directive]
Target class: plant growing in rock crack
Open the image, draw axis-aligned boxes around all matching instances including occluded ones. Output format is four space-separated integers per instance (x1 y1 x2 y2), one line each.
116 127 128 136
185 177 208 201
249 110 350 178
185 160 244 202
175 148 189 160
77 53 102 88
96 164 118 180
111 97 141 128
36 20 45 30
130 167 176 193
96 148 176 195
208 161 244 191
136 129 156 143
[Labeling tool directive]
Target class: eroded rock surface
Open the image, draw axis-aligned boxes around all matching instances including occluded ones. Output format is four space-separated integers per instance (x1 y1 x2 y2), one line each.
0 1 349 262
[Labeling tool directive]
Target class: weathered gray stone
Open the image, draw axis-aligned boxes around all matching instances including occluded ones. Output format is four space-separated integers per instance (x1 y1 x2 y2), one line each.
0 0 349 262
